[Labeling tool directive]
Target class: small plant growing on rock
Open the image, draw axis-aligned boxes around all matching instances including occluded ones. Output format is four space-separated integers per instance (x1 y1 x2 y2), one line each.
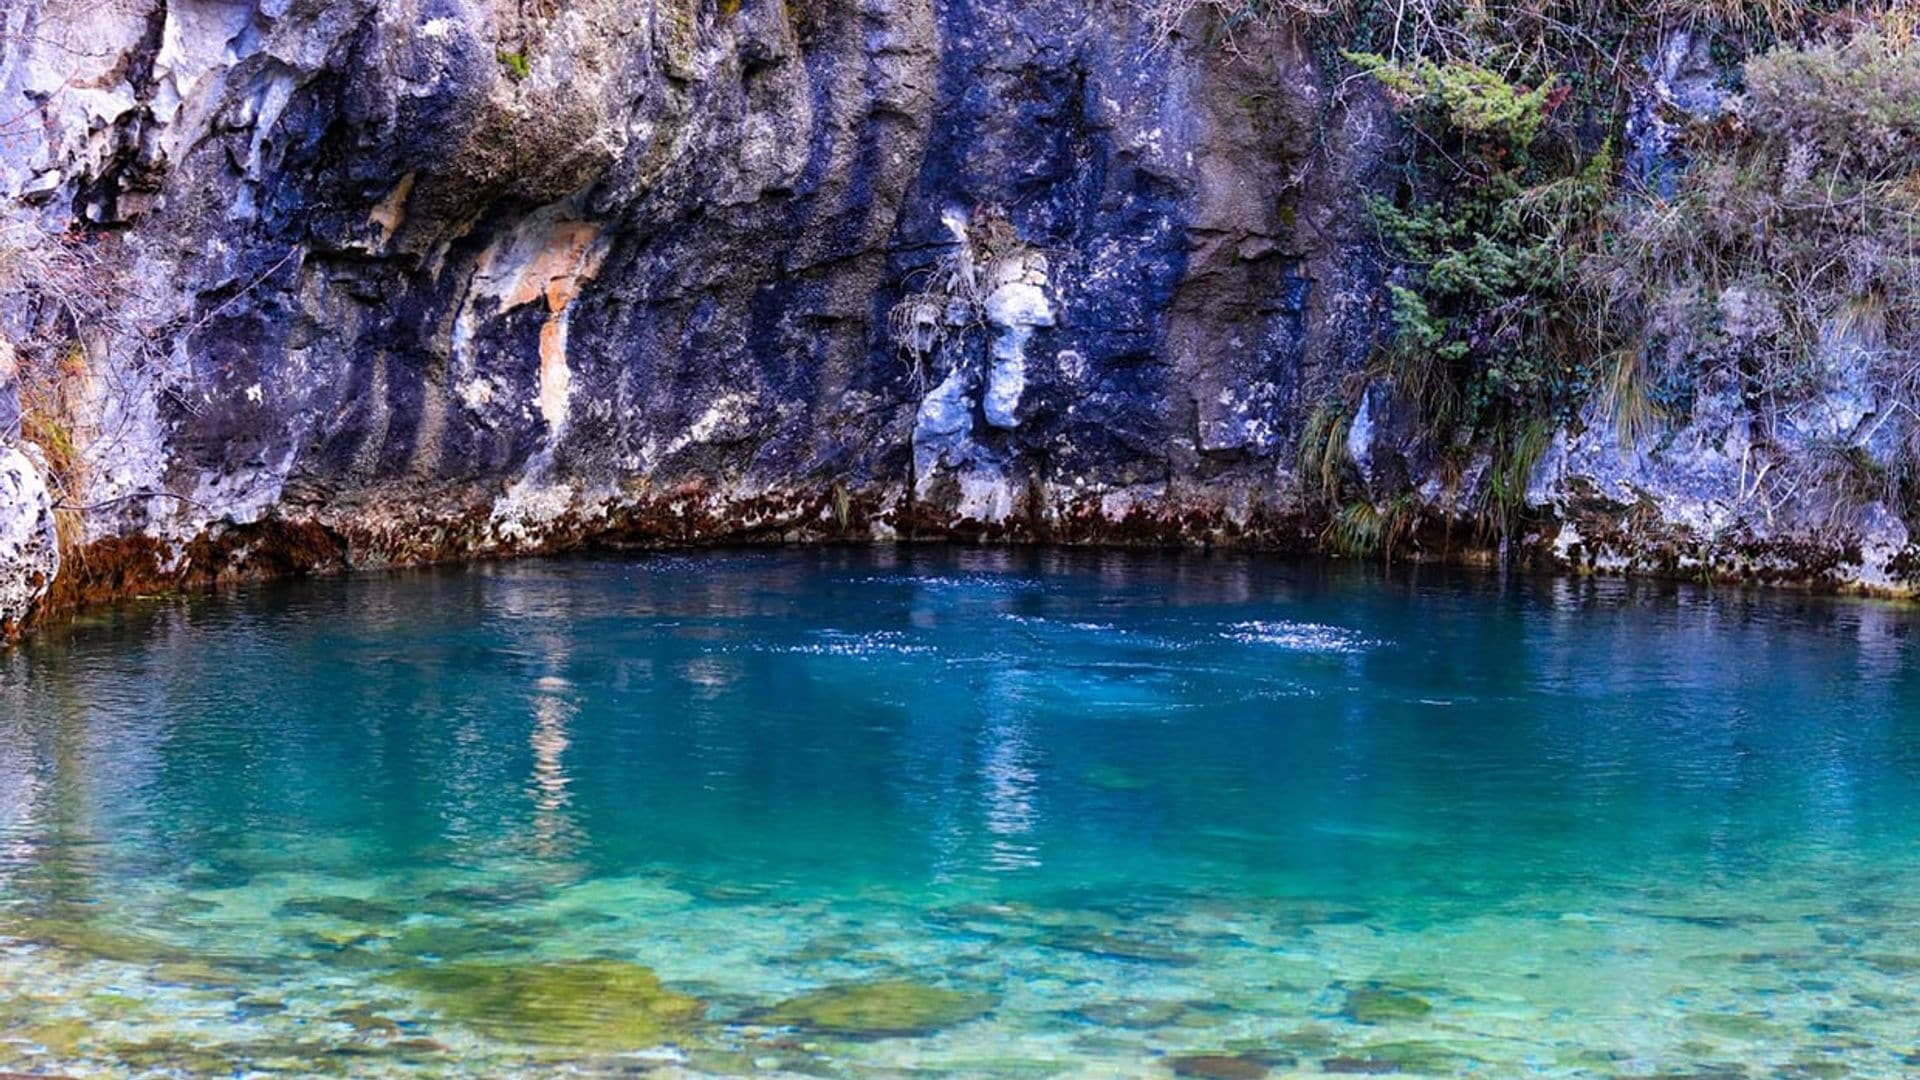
497 49 533 81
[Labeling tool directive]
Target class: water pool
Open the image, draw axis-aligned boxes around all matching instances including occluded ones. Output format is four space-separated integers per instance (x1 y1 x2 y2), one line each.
3 548 1919 1077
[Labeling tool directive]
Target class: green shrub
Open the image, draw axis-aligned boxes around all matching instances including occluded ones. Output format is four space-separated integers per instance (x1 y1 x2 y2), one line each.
1346 53 1558 145
1353 50 1615 433
1163 1 1918 536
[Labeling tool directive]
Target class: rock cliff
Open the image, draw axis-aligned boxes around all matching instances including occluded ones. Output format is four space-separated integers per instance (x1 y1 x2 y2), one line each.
0 0 1912 633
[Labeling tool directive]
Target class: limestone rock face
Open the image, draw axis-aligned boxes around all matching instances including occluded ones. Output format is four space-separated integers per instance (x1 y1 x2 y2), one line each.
0 0 1387 608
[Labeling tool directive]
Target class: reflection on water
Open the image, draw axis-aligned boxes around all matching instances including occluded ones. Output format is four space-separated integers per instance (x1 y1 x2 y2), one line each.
2 548 1920 1076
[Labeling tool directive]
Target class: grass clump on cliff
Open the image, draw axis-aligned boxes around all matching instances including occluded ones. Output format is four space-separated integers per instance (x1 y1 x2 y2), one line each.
1590 24 1920 419
1586 19 1920 518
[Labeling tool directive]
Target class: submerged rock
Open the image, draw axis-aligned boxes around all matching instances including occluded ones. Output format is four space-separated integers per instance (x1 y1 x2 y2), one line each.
14 1017 88 1056
1340 989 1433 1025
387 923 529 960
1320 1056 1401 1075
1689 1012 1786 1040
276 896 407 923
330 1004 405 1036
390 958 705 1049
1169 1052 1270 1079
108 1037 240 1075
1861 954 1920 975
151 960 253 988
9 917 190 966
1068 999 1194 1030
1045 930 1198 966
1082 765 1151 792
1344 1040 1478 1073
419 882 553 913
758 981 993 1038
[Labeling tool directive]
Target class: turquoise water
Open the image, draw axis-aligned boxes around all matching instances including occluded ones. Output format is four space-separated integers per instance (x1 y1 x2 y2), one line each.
4 548 1920 1077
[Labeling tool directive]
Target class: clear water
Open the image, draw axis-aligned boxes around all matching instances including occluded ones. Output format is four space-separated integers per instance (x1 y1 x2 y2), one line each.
4 548 1920 1078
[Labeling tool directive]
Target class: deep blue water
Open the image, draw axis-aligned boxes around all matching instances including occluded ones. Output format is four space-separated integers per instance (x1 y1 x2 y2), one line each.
4 548 1920 1076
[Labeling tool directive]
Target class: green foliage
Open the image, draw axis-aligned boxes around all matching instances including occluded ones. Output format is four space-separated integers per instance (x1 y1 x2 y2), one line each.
1296 398 1356 505
1346 53 1557 144
1479 418 1554 541
1356 48 1615 434
497 49 532 82
1326 494 1420 561
1164 1 1918 541
1742 26 1920 170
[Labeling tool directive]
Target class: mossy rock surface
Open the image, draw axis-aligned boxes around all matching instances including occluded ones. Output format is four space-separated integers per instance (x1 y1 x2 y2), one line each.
18 1017 90 1055
390 958 705 1049
759 980 993 1038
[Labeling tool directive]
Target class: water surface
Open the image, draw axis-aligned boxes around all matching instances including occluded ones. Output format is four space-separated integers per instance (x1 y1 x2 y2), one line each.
4 548 1920 1077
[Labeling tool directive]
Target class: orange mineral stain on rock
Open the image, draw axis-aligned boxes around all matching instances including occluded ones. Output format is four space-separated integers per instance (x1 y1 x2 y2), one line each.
471 214 608 435
538 314 573 431
367 172 416 246
502 220 605 314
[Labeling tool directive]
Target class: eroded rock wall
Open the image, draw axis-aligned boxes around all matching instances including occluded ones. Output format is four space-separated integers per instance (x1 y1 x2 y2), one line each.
0 0 1393 625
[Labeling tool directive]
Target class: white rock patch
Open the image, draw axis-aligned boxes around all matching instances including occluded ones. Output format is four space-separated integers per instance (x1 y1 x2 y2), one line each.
0 448 59 631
